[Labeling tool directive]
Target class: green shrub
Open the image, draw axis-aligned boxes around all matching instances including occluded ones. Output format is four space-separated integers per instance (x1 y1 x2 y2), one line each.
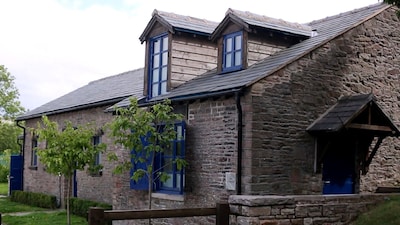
10 190 57 209
69 197 112 218
0 164 8 182
0 153 10 182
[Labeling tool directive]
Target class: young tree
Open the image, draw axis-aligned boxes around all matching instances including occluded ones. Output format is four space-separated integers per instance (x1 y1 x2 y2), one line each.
108 98 187 211
35 116 106 225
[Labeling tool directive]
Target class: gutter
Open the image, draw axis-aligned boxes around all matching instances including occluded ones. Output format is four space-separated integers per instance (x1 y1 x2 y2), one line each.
235 90 243 195
139 88 243 107
16 96 131 121
16 120 26 191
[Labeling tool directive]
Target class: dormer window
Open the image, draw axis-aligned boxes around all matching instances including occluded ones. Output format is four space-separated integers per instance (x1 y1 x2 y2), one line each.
149 34 169 98
222 31 242 72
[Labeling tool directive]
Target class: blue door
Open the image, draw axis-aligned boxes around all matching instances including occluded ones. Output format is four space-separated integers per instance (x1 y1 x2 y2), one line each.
322 143 355 194
73 170 77 197
9 155 23 194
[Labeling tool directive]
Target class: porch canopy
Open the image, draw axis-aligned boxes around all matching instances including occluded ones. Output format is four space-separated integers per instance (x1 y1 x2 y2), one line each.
307 93 400 174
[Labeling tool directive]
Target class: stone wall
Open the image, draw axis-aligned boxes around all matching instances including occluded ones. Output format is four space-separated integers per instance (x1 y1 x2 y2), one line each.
186 98 239 204
246 7 400 195
229 194 390 225
23 106 117 206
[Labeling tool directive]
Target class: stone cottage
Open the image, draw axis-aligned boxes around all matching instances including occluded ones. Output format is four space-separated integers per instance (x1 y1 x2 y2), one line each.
111 2 400 223
15 2 400 224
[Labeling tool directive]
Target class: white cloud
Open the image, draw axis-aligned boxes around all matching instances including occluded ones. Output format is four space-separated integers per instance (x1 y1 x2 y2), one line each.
0 0 380 111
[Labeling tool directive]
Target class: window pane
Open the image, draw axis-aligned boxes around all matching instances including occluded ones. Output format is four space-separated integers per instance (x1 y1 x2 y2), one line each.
235 35 242 50
177 174 181 189
152 69 159 82
164 145 173 156
153 39 160 53
163 173 173 188
176 125 183 140
161 82 167 94
176 142 182 155
152 84 159 97
161 67 167 81
95 153 101 165
235 51 242 66
153 55 160 68
164 158 173 172
162 52 168 66
225 53 232 67
162 36 168 51
226 37 232 52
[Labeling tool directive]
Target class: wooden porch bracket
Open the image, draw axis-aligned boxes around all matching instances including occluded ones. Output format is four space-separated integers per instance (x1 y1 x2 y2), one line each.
362 136 384 175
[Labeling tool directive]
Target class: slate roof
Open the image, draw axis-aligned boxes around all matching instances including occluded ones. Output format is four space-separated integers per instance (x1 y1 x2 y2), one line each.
141 3 389 104
210 8 313 40
16 68 144 121
306 93 400 136
307 94 374 133
139 9 219 42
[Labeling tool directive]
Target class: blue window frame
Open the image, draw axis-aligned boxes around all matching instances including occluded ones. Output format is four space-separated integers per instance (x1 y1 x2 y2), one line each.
31 136 38 167
93 135 101 166
222 31 243 72
130 122 186 195
149 34 169 98
154 122 186 194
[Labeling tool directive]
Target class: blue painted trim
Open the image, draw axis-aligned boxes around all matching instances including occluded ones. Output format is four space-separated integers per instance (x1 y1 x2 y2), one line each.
154 121 186 195
148 33 169 99
129 122 186 194
222 31 243 73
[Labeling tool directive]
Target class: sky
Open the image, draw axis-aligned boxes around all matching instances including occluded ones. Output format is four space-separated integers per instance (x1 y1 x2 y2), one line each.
0 0 382 111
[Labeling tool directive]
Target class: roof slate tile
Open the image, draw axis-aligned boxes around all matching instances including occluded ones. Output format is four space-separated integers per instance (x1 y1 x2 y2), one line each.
16 68 144 120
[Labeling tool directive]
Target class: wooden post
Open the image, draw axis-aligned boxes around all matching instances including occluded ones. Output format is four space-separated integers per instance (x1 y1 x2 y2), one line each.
0 212 2 225
216 203 229 225
88 207 105 225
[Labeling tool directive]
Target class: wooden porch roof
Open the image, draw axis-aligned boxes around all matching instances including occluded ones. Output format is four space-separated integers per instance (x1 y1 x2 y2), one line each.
307 93 400 137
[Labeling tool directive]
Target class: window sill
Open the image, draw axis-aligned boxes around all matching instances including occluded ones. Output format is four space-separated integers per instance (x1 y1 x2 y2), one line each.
88 170 103 177
151 193 184 202
28 166 38 170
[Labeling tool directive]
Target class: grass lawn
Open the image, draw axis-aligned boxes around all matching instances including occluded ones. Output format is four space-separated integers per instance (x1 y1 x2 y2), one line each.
0 197 88 225
2 211 88 225
0 182 8 195
352 195 400 225
0 197 45 213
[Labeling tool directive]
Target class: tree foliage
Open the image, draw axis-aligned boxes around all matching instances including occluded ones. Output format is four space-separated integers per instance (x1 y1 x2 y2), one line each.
0 121 22 154
108 98 187 210
0 65 24 119
35 116 106 225
384 0 400 16
0 65 25 154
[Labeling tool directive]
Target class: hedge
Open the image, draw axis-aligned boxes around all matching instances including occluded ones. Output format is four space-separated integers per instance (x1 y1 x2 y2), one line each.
10 190 57 209
69 197 112 218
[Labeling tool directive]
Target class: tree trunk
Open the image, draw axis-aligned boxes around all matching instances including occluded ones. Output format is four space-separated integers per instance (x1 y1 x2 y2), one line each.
67 175 71 225
148 174 152 210
148 175 152 225
148 151 155 225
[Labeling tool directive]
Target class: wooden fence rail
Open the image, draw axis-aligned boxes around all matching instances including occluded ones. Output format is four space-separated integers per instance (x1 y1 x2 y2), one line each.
88 203 229 225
